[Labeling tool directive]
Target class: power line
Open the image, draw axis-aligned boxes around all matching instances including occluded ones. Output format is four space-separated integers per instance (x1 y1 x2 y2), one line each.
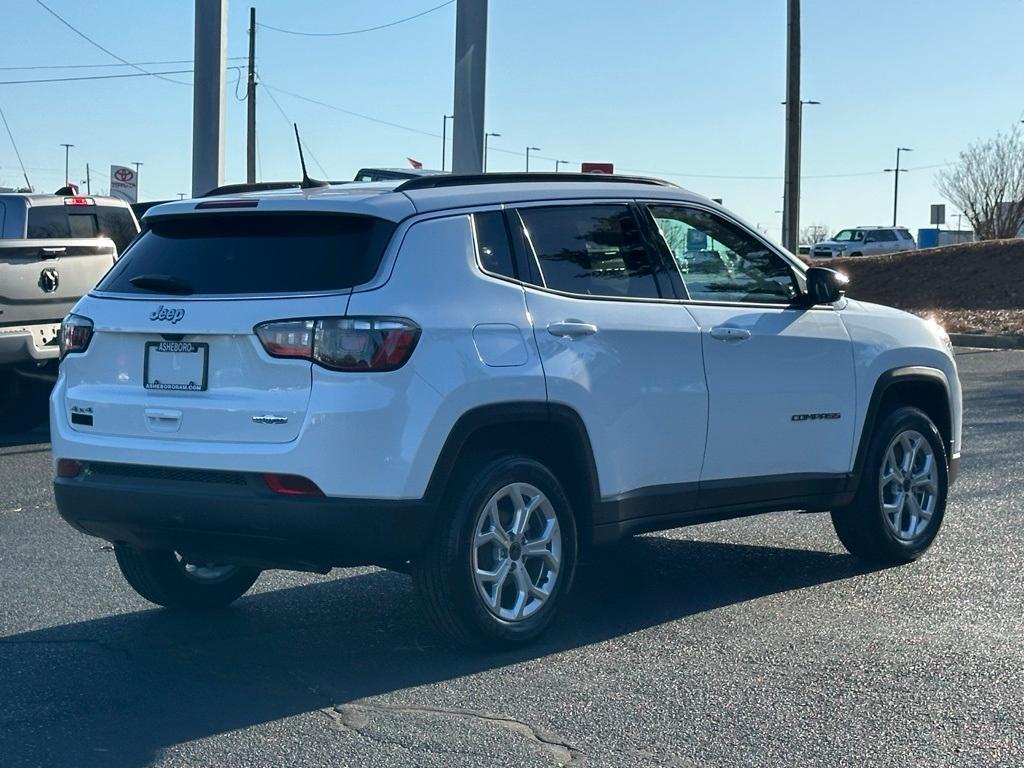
0 102 32 189
0 57 247 72
261 79 330 178
33 0 192 86
258 0 454 37
0 69 195 85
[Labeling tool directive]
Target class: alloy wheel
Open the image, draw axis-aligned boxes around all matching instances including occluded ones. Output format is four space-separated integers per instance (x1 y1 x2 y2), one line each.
878 429 939 542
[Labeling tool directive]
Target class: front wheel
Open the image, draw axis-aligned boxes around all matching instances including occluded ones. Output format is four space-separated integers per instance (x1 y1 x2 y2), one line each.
832 406 948 563
114 544 260 610
413 455 578 648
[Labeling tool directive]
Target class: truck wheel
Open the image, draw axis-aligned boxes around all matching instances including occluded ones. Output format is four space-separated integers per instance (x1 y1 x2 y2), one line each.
849 251 863 258
832 406 948 563
114 544 260 610
0 372 49 433
413 455 578 648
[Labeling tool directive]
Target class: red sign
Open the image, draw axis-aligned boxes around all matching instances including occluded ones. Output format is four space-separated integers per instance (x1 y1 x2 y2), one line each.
581 162 614 175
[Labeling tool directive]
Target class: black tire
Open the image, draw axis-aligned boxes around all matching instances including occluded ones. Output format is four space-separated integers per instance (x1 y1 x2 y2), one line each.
850 251 863 258
412 455 578 649
0 371 50 433
832 406 948 563
114 544 260 610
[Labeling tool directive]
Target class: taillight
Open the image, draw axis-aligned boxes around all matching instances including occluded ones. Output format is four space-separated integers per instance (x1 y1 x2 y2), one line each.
59 314 93 360
255 317 420 372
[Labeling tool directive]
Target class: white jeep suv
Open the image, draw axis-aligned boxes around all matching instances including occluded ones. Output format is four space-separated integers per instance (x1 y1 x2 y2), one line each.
51 174 961 647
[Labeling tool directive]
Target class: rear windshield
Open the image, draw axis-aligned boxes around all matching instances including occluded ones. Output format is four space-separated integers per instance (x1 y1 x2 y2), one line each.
97 213 396 296
27 203 139 254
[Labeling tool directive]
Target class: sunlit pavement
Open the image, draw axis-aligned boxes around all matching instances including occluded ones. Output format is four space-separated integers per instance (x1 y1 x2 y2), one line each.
1 349 1021 767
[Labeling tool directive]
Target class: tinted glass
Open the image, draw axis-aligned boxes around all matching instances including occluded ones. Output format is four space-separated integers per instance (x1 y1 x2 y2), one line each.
68 213 98 239
866 229 897 242
649 205 798 304
26 206 70 240
98 214 396 296
518 205 662 299
897 229 914 240
96 205 140 253
473 211 516 279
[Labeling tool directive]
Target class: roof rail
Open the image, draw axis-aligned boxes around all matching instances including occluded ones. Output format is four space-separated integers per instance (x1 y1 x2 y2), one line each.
201 180 349 198
394 172 675 192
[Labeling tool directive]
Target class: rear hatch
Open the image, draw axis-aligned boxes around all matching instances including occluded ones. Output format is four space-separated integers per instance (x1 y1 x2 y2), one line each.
0 238 117 325
62 211 396 444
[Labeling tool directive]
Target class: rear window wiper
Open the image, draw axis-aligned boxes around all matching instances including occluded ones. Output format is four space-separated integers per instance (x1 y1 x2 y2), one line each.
128 274 194 295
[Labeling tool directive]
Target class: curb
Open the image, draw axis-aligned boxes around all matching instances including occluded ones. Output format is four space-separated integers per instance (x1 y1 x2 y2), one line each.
950 333 1024 350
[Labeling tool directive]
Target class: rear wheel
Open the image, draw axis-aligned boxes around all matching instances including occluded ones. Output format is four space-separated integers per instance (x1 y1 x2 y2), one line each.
114 544 260 610
413 455 577 648
832 406 948 563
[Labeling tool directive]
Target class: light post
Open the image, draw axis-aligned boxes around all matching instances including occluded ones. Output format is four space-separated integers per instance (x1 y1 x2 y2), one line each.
60 143 74 185
884 147 912 226
132 161 143 200
177 193 186 200
555 159 570 172
441 114 453 171
525 146 540 172
483 132 500 172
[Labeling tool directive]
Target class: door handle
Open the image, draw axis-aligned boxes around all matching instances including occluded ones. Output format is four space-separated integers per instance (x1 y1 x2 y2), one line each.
547 320 598 339
709 326 751 341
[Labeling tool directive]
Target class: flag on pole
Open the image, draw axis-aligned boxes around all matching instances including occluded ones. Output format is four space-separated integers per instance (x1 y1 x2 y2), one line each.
407 157 423 169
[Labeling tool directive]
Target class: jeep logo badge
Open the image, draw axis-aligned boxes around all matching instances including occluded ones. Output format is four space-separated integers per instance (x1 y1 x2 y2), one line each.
149 305 185 324
39 267 59 293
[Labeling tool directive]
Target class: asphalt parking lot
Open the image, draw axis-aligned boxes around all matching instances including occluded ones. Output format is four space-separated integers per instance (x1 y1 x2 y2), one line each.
1 348 1021 768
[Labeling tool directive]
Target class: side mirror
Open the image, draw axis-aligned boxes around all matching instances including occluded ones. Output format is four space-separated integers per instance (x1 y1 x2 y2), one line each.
804 266 849 304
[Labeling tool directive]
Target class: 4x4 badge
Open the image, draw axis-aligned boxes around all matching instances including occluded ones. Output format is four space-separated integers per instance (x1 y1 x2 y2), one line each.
149 305 185 324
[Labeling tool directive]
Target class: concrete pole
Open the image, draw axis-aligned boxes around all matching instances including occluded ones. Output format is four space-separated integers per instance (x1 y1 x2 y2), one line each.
781 0 801 252
451 0 487 174
192 0 228 197
246 6 257 184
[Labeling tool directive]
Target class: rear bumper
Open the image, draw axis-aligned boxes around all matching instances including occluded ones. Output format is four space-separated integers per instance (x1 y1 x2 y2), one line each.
54 463 434 571
0 322 60 366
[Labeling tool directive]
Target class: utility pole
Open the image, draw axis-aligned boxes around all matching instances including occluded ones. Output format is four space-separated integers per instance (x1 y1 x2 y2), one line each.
451 0 488 173
60 143 74 185
246 6 257 184
192 0 228 197
441 114 453 171
781 0 801 253
84 163 91 194
884 147 912 226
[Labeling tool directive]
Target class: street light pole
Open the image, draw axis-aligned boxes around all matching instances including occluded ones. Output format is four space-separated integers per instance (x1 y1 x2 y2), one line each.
884 147 912 227
441 114 453 171
525 146 540 172
483 132 500 172
60 143 74 185
555 160 569 172
781 0 801 253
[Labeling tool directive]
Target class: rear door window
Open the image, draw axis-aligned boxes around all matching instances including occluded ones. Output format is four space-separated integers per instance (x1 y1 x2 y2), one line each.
96 205 140 253
97 213 396 296
516 204 665 299
472 211 516 280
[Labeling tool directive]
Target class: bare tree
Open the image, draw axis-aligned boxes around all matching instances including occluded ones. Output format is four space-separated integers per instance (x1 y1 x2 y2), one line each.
799 224 830 245
936 127 1024 240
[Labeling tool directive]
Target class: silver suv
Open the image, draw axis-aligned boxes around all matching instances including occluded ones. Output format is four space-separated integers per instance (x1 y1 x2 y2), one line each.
0 191 137 430
811 226 916 259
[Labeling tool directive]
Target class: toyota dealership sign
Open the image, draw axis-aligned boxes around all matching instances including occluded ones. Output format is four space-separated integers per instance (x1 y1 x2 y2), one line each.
109 165 138 203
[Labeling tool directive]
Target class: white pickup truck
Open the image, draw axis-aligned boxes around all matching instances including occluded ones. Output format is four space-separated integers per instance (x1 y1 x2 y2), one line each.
0 192 137 431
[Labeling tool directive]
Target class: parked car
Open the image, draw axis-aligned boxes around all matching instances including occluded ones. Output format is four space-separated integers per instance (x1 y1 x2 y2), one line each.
0 191 137 431
811 226 916 258
51 174 961 647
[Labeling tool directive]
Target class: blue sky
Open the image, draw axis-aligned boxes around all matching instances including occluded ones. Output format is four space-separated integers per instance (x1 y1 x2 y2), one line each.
1 0 1022 238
